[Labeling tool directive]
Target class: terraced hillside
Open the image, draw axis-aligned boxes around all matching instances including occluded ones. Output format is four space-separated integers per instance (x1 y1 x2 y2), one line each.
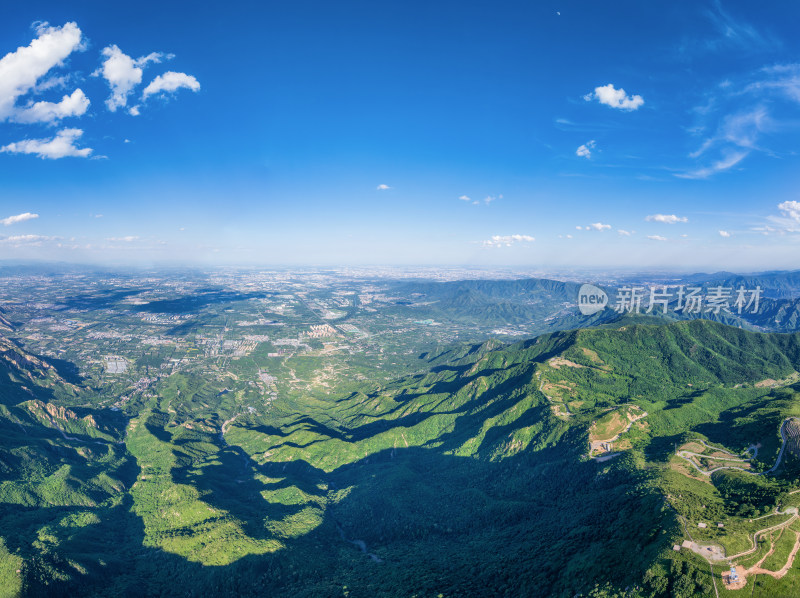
1 320 800 597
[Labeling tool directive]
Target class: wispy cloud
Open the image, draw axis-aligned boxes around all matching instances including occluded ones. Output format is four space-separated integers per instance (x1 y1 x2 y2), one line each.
719 230 732 237
482 234 535 248
647 235 668 241
689 106 770 159
676 150 748 179
1 212 39 226
617 229 633 236
704 0 776 53
0 234 51 246
745 64 800 104
376 184 391 190
458 195 470 201
584 84 644 111
645 214 688 224
106 235 140 242
680 60 800 179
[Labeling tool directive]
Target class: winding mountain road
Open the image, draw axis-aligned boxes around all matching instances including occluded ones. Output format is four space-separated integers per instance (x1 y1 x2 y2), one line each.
677 417 800 477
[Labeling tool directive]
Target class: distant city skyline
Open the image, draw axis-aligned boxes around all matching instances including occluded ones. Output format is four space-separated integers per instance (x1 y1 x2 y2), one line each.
2 1 800 269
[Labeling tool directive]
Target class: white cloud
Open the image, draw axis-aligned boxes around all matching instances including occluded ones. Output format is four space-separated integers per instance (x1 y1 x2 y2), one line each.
617 229 633 236
777 200 800 222
647 235 668 241
458 195 471 201
96 45 165 112
719 230 732 237
588 222 611 231
702 2 774 53
765 200 800 233
576 140 596 158
1 128 92 159
106 236 140 242
585 84 644 111
0 22 87 124
2 212 39 226
645 214 688 224
484 194 502 204
376 184 391 190
747 64 800 104
676 150 748 179
576 225 585 230
689 107 769 160
0 234 50 245
13 88 89 124
482 234 535 248
142 71 200 100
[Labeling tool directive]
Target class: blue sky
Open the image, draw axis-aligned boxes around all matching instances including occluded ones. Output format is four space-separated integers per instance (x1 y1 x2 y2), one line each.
1 0 800 270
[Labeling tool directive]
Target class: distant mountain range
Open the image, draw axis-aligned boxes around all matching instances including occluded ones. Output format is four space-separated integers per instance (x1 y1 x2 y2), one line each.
386 270 800 334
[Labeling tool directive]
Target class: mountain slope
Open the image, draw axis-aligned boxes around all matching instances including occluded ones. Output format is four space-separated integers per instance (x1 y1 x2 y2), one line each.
2 320 800 596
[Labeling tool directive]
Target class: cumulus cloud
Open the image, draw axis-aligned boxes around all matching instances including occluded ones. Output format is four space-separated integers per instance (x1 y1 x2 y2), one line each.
142 71 200 100
482 234 535 248
376 184 391 190
13 88 89 124
576 140 596 158
2 212 39 226
719 230 732 237
458 195 471 201
777 200 800 222
645 214 688 224
588 222 611 230
765 200 800 233
96 45 165 112
617 229 633 236
1 128 92 159
647 235 668 241
585 84 644 111
0 22 88 124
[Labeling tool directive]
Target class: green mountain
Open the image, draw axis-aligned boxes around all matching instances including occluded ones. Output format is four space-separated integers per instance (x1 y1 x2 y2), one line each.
2 320 800 596
386 274 800 335
388 277 618 331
